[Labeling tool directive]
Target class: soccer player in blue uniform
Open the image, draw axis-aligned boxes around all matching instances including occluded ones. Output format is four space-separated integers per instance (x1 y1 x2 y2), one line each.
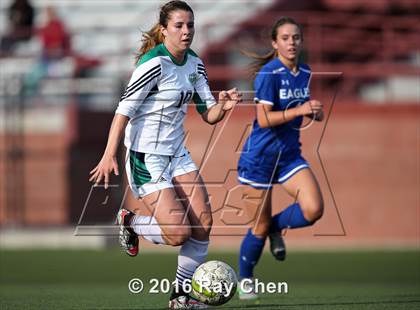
237 17 324 300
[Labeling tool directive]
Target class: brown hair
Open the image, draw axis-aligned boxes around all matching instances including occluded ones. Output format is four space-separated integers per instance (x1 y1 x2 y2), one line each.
246 16 302 73
135 1 194 64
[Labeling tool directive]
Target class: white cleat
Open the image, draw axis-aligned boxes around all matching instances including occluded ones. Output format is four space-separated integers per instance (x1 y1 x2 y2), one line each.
117 208 139 257
238 278 259 301
168 295 208 309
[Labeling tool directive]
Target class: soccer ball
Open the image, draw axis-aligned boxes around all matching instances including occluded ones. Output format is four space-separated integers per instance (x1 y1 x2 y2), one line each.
191 260 238 306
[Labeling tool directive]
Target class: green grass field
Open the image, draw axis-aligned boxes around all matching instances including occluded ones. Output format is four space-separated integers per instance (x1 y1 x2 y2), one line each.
1 249 419 309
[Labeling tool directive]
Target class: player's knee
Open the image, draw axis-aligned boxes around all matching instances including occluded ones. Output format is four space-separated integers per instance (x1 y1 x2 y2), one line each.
201 213 213 235
165 227 191 246
301 200 324 223
252 220 271 238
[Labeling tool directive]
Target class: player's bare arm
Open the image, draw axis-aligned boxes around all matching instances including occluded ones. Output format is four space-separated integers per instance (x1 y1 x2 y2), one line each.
256 99 323 128
201 88 242 124
302 100 324 121
89 113 128 188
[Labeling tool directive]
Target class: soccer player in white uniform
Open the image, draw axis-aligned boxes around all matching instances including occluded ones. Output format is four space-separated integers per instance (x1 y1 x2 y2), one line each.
89 1 241 309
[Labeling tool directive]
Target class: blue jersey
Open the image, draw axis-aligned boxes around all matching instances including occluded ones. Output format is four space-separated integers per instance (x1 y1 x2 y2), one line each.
242 58 311 163
237 58 311 187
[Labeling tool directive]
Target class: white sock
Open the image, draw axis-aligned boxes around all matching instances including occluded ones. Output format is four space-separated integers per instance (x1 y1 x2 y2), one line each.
175 238 209 290
130 215 165 245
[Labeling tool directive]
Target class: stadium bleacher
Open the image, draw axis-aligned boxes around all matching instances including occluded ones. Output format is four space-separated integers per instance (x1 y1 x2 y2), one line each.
0 0 274 80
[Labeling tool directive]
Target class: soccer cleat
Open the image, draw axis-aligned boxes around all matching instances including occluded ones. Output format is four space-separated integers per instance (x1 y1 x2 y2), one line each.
168 295 208 309
117 208 139 257
269 232 286 261
168 286 208 309
238 278 259 301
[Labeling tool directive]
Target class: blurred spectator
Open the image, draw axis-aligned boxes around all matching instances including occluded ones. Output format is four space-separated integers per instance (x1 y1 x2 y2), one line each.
39 6 71 61
0 0 35 55
25 6 70 94
25 6 101 96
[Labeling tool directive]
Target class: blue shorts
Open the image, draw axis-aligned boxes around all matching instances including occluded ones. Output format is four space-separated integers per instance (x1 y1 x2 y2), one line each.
237 152 309 189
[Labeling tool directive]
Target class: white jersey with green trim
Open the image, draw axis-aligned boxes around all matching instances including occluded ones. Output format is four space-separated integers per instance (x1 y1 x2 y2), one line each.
115 43 216 155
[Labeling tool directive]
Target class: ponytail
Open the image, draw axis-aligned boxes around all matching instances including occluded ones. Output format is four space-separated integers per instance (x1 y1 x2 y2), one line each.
135 24 164 64
243 49 277 75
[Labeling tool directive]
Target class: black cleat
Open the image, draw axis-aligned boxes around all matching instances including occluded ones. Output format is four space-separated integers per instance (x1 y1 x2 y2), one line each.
269 232 286 261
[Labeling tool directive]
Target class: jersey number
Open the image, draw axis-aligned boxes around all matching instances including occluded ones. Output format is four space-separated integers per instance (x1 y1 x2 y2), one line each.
176 90 193 108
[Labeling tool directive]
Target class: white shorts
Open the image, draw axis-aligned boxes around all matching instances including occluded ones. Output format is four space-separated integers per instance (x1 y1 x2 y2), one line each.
125 147 198 198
